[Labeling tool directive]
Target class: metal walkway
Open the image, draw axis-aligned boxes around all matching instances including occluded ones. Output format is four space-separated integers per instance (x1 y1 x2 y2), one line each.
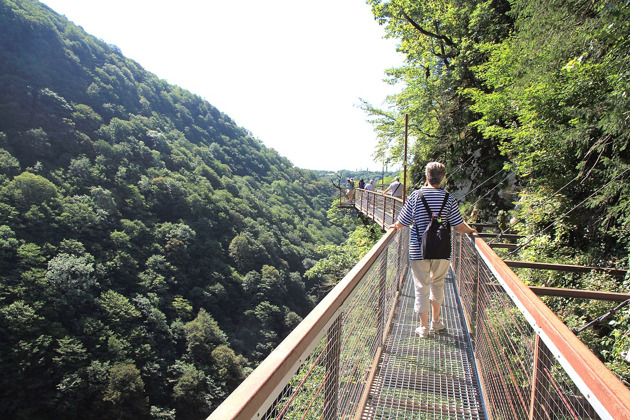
209 190 630 419
362 269 485 419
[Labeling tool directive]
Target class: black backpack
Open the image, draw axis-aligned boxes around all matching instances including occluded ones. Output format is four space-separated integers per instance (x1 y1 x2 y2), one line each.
417 192 451 259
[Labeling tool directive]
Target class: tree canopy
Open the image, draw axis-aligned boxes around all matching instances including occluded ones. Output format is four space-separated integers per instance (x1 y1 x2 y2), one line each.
366 0 630 384
0 0 361 417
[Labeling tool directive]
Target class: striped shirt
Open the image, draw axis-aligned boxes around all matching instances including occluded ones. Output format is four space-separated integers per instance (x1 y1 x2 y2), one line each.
397 187 464 260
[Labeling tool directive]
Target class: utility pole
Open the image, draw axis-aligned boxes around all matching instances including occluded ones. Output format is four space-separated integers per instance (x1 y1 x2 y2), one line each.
403 114 408 203
381 162 385 190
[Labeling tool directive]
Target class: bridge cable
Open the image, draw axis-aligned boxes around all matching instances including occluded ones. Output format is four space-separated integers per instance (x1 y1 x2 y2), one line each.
445 154 476 183
468 170 515 208
487 149 610 243
410 155 476 191
487 173 584 243
572 298 630 334
505 167 630 257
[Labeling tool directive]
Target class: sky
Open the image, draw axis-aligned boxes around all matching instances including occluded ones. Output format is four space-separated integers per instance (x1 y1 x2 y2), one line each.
40 0 404 172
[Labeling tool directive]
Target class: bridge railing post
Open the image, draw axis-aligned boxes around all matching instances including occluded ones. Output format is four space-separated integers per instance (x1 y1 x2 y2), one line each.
371 192 376 222
528 335 553 420
472 237 480 345
381 195 387 231
396 230 405 291
391 199 396 226
378 249 387 344
324 315 342 420
457 232 462 285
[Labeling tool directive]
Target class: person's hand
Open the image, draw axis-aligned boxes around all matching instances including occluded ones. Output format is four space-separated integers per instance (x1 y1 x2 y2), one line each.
390 222 403 231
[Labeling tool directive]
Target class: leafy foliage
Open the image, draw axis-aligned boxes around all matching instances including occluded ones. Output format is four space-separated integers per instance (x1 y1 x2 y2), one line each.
0 1 354 417
367 0 630 384
365 0 514 218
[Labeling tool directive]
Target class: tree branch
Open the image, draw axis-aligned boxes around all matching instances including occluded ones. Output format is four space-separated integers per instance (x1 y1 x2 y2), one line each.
400 9 456 47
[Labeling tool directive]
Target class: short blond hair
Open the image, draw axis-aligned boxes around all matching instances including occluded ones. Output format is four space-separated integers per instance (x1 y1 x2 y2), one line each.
426 162 446 186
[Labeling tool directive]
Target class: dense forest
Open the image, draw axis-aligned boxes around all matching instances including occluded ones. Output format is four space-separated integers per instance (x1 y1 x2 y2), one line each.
0 1 384 418
365 0 630 383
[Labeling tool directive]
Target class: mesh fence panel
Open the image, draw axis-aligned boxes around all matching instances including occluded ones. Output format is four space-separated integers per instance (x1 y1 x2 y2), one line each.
257 229 408 419
356 190 402 229
452 233 602 420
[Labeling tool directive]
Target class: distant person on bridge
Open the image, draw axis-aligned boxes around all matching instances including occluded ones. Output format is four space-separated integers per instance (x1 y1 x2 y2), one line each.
358 178 365 189
390 162 477 338
384 176 403 198
346 178 355 201
365 180 375 191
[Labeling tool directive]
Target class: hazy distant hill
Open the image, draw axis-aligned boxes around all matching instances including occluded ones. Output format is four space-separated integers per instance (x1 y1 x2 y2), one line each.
0 0 351 418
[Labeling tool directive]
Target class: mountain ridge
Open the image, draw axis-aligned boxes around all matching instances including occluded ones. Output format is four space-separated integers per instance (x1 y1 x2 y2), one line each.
0 1 352 418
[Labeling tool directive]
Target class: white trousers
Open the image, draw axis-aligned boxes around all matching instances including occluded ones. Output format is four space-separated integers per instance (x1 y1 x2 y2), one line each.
410 259 450 314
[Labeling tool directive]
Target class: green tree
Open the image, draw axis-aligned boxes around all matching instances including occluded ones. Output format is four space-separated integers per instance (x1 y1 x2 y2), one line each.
211 345 247 390
103 363 150 419
98 290 141 327
0 0 353 414
172 363 218 418
0 224 19 263
365 0 512 215
2 172 58 209
46 253 97 309
306 224 380 289
0 148 20 180
228 232 269 273
184 308 228 366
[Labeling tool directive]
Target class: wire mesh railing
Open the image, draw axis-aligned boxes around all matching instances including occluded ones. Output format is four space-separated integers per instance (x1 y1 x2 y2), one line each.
452 232 630 419
355 189 403 230
208 227 409 420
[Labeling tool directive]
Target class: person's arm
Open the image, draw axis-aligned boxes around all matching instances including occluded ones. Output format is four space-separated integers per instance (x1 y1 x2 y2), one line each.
454 222 478 236
389 221 405 231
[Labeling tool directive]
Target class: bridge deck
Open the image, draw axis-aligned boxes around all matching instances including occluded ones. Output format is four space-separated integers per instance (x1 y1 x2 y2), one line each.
210 192 630 419
361 268 486 419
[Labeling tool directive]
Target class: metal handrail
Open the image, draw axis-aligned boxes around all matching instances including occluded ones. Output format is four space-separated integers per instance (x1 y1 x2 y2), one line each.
208 227 408 419
454 233 630 419
355 188 404 230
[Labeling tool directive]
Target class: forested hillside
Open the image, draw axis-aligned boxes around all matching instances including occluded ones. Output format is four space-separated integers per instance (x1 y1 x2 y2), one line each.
0 1 361 418
366 0 630 383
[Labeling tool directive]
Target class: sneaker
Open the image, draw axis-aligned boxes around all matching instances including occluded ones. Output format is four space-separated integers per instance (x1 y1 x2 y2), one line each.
430 319 445 332
415 326 429 338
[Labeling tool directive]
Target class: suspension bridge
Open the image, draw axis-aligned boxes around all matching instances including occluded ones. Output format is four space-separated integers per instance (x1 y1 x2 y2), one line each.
209 189 630 419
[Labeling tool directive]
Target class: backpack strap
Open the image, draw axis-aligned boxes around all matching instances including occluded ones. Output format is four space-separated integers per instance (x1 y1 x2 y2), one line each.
419 192 432 216
437 193 450 220
419 191 450 219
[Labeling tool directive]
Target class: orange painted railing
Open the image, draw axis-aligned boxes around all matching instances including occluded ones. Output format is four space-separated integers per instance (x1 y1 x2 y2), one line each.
354 188 404 230
453 233 630 419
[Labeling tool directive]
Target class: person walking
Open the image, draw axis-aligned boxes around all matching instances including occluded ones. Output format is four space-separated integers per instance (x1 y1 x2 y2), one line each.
384 176 403 198
390 162 477 338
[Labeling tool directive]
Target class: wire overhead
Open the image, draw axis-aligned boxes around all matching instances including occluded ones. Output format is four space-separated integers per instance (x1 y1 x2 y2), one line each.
505 168 630 257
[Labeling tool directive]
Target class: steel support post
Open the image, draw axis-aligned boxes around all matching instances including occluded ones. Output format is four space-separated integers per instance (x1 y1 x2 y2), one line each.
396 230 404 291
472 238 480 345
382 195 387 231
378 252 387 345
324 315 342 420
529 335 552 420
